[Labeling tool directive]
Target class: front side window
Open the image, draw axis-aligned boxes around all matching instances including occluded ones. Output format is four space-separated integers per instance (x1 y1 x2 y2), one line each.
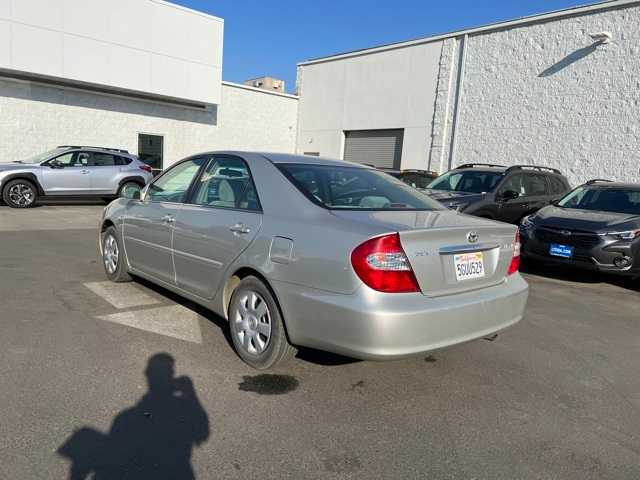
190 156 261 211
557 187 640 215
500 174 526 196
146 158 204 203
279 164 443 211
428 170 503 194
50 152 79 167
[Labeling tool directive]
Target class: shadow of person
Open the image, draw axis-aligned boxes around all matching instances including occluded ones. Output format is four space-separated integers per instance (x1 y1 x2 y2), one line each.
58 353 209 479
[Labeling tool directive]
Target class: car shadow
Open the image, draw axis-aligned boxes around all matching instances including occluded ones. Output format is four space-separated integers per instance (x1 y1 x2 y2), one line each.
521 260 640 292
57 353 210 480
132 276 361 367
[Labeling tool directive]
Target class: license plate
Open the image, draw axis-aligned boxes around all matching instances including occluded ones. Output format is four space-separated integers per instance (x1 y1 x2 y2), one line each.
549 243 573 258
454 252 485 281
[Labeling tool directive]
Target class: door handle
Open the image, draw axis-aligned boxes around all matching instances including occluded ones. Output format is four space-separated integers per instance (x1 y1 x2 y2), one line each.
161 214 175 224
229 223 251 234
81 170 90 174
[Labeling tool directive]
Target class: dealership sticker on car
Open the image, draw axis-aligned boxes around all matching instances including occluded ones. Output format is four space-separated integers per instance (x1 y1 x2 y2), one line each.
549 243 574 258
453 252 485 281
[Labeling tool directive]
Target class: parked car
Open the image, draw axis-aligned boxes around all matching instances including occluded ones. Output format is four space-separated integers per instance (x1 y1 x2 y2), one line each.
520 180 640 276
100 152 528 369
380 168 438 189
423 163 571 224
0 146 154 208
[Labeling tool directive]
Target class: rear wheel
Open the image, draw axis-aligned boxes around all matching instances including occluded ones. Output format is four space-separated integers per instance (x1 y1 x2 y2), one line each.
2 179 38 208
101 226 132 282
228 276 296 369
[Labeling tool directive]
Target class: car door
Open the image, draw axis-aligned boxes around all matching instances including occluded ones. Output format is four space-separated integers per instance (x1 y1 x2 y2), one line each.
172 155 262 299
496 173 531 223
123 157 206 284
522 173 552 214
80 151 121 194
40 151 91 194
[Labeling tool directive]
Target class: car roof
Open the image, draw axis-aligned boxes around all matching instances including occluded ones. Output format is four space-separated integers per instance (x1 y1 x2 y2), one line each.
198 151 373 169
585 182 640 190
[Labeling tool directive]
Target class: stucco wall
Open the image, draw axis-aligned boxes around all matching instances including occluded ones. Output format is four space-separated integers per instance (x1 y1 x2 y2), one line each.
0 0 223 105
296 41 442 168
0 79 298 167
447 3 640 186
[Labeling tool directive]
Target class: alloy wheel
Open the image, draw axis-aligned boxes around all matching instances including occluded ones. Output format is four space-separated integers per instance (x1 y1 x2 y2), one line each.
8 183 34 206
233 291 272 355
103 234 119 275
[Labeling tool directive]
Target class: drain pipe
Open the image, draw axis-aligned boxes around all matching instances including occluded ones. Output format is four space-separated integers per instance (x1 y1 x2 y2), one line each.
448 34 468 170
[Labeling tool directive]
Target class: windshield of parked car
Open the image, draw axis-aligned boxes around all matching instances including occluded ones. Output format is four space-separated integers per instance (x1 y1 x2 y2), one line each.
557 186 640 215
427 170 503 194
18 148 68 164
278 164 444 211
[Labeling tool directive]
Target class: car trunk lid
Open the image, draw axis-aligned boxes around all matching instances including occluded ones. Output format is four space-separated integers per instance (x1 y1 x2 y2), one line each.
332 210 518 297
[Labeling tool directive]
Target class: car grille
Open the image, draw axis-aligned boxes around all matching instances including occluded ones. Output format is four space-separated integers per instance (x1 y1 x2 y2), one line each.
534 227 602 249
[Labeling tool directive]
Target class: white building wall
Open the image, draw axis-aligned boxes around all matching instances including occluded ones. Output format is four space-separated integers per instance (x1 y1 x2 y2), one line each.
450 3 640 185
296 42 442 169
0 79 298 167
0 0 223 105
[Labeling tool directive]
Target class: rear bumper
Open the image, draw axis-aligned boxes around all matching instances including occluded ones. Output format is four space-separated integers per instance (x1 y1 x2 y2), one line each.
272 275 528 360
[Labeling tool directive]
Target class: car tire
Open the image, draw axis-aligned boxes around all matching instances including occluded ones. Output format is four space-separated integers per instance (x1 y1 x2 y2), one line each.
101 226 132 283
2 179 38 208
118 181 142 198
228 276 297 370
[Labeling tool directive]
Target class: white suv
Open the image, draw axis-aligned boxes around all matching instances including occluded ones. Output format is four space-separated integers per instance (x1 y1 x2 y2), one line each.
0 146 154 208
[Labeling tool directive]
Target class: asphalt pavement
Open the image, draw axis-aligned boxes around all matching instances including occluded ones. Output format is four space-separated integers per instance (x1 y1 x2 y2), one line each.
0 205 638 479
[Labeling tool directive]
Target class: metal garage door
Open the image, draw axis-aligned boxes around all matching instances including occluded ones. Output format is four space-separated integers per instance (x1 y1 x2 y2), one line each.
343 129 404 169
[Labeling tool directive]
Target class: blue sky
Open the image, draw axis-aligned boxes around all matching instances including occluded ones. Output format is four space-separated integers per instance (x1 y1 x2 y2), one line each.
175 0 594 93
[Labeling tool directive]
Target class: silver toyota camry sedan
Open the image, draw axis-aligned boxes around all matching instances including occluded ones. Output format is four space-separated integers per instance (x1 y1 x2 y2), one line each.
99 152 528 369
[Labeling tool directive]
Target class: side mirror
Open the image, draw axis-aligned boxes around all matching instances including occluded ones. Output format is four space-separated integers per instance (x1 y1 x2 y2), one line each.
501 190 520 201
130 190 141 200
49 161 64 169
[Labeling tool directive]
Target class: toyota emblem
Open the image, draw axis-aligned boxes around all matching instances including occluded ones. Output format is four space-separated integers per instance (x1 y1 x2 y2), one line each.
467 231 479 243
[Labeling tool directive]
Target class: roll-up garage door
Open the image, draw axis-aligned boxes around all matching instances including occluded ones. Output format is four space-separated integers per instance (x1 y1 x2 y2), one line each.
343 129 404 169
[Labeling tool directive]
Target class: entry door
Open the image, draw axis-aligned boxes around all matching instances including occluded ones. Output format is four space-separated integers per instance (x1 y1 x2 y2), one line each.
172 155 262 299
138 134 164 176
123 157 205 284
40 151 91 194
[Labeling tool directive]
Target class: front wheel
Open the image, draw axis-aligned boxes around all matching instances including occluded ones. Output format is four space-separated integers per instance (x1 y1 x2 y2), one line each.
2 179 38 208
228 277 297 369
101 226 132 282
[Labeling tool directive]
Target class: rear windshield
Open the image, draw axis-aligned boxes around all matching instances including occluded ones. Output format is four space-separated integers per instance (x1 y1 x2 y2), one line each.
278 164 444 211
557 187 640 215
428 170 503 194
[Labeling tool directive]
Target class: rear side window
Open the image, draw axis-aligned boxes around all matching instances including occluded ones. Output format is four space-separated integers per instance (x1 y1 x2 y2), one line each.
548 176 569 195
523 174 549 196
78 152 117 167
115 156 132 166
278 164 443 211
190 156 261 211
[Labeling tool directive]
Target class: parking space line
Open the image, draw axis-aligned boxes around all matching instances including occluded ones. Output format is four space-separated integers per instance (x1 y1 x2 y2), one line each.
84 282 162 309
97 305 203 344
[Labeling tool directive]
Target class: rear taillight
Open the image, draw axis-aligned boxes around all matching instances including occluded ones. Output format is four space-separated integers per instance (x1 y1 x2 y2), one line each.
351 233 420 293
139 164 153 173
508 231 521 275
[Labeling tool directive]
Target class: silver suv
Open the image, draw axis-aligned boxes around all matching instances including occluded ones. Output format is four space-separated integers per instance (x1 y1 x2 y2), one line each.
0 146 154 208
